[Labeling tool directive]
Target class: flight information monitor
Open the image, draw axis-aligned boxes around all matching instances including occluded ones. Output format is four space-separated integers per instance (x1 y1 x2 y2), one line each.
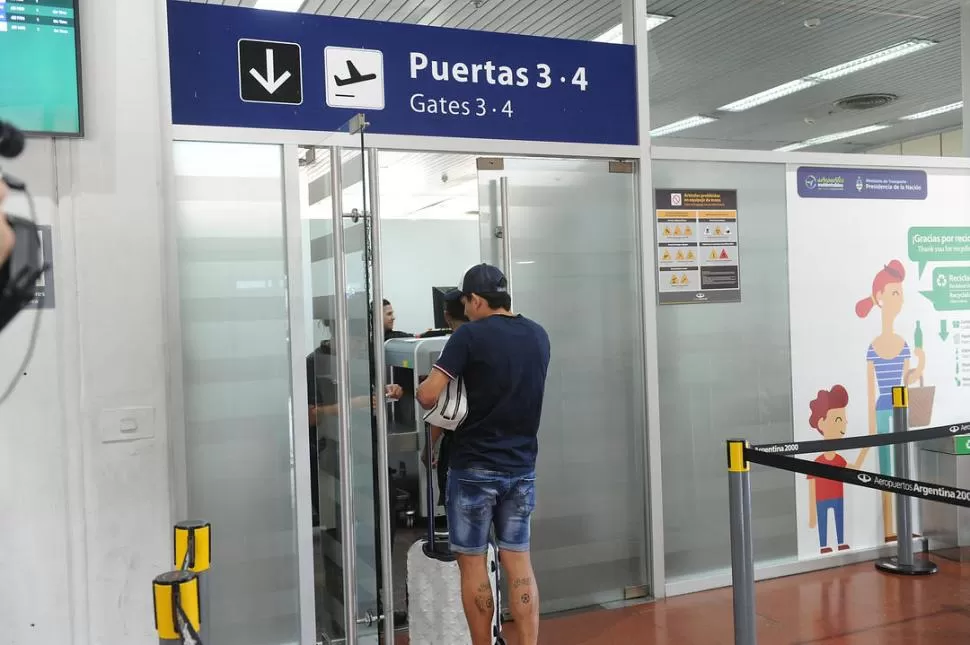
0 0 83 136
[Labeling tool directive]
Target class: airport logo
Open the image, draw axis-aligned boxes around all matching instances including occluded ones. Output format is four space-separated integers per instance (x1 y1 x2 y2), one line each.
857 473 873 484
804 175 817 190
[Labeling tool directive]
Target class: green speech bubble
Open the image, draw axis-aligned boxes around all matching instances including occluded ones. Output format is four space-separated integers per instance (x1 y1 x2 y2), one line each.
921 266 970 311
909 227 970 277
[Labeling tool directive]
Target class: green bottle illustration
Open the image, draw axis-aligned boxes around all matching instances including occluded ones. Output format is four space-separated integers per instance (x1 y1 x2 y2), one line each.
915 320 923 349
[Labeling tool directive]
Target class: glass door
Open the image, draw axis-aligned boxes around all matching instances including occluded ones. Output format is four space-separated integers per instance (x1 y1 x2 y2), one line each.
304 117 394 645
476 157 650 612
172 141 302 645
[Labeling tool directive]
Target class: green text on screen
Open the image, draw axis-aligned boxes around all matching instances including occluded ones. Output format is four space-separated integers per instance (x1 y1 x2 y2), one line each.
0 0 81 135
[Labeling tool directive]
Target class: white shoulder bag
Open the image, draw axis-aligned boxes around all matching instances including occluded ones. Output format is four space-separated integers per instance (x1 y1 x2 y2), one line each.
422 375 468 431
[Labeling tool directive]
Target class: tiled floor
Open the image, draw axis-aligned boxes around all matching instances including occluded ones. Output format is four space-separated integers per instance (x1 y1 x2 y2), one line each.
398 556 970 644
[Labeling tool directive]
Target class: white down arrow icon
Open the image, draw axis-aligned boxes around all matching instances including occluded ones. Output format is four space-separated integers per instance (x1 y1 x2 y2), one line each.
250 49 292 94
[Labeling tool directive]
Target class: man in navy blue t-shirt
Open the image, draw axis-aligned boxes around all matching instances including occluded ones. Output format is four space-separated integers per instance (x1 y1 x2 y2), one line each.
417 264 550 645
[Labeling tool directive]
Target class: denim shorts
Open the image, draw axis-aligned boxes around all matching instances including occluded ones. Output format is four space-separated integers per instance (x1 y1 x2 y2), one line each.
446 467 536 555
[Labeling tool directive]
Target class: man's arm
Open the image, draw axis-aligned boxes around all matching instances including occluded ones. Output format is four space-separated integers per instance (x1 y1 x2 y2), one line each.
417 368 451 409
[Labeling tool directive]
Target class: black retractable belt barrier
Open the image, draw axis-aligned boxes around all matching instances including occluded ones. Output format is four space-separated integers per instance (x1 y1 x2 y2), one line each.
749 387 944 578
754 420 970 456
746 448 970 509
727 387 962 643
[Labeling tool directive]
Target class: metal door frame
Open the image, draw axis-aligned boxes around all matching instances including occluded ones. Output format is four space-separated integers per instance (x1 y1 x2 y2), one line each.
319 134 395 645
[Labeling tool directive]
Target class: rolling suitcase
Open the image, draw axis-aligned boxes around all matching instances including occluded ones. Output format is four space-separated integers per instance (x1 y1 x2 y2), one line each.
406 424 504 645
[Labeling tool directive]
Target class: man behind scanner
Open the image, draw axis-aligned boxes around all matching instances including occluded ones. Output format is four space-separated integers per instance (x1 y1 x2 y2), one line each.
416 264 550 645
382 298 413 339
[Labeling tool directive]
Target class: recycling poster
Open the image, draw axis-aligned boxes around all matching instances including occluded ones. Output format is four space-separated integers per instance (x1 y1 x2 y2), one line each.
787 165 970 559
655 189 741 304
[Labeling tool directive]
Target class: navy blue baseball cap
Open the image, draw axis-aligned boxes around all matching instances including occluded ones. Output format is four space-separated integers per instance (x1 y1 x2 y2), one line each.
456 263 508 296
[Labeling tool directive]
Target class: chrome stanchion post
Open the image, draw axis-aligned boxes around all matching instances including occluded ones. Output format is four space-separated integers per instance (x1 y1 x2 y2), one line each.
876 387 937 575
727 439 757 645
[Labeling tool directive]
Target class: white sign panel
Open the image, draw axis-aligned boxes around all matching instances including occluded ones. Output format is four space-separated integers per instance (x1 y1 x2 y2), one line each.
324 46 385 110
787 165 970 560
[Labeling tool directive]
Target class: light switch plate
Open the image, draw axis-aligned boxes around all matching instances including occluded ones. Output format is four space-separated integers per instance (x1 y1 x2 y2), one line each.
100 407 155 443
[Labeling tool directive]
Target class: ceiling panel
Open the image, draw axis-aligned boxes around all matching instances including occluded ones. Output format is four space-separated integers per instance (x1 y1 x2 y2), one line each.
646 0 962 150
197 0 964 153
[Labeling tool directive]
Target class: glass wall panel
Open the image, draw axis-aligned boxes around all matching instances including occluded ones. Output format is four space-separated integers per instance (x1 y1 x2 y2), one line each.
478 157 649 610
647 0 961 154
652 160 797 582
173 141 300 645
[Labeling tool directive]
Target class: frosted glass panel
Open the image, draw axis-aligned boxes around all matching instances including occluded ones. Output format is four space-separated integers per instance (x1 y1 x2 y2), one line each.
173 141 300 645
479 157 648 611
652 160 797 582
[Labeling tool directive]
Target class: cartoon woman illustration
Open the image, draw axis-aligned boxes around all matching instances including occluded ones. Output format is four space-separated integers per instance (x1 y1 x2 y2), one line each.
807 385 869 554
855 260 926 542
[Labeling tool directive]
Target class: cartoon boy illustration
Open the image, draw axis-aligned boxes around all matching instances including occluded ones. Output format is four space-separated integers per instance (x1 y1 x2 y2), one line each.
807 385 870 554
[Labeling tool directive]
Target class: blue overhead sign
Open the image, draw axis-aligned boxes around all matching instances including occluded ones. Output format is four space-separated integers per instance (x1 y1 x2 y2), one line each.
166 1 639 146
797 166 927 200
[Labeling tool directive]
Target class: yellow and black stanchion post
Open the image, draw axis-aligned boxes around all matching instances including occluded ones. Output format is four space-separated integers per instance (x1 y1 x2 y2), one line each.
876 387 937 575
727 439 756 645
174 520 211 643
153 570 201 644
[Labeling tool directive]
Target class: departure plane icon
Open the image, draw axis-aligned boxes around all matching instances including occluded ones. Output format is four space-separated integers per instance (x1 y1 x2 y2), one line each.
334 61 377 87
325 46 385 110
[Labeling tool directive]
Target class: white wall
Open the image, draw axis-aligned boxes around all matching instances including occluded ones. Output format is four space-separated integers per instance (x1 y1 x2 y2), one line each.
868 128 964 157
380 219 480 335
0 0 172 643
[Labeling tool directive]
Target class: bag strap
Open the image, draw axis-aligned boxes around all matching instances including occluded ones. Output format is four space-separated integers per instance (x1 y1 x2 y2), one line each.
425 420 435 547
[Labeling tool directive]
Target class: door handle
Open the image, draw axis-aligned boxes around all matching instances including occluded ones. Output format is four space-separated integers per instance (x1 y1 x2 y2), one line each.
329 147 359 644
498 176 512 288
367 150 396 645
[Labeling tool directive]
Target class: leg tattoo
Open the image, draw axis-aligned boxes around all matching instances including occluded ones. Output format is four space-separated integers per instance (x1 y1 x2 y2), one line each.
475 581 494 613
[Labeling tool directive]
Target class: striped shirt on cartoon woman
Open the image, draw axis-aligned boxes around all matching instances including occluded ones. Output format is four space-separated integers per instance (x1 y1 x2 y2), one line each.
866 341 911 411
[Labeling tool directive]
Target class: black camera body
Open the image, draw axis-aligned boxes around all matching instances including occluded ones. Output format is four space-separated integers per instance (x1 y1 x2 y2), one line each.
0 215 44 332
0 120 44 334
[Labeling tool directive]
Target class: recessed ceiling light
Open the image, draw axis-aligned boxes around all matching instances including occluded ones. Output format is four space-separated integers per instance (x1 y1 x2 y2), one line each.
253 0 304 11
901 101 963 120
808 39 935 82
719 79 818 112
646 14 673 30
719 38 937 112
775 124 890 152
650 116 717 137
594 13 673 43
